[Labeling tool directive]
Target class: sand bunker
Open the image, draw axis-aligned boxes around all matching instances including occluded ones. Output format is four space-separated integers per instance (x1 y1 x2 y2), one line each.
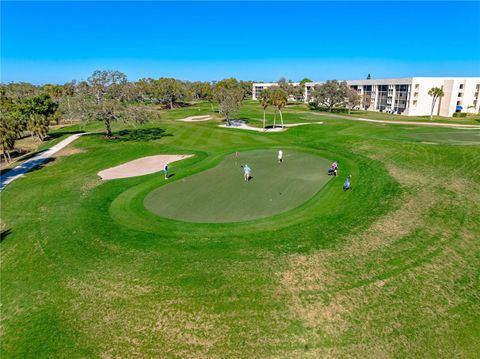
98 154 193 180
176 115 214 122
218 122 323 132
284 122 323 127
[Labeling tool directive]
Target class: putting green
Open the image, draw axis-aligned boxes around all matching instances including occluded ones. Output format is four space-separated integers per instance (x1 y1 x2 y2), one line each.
144 149 332 223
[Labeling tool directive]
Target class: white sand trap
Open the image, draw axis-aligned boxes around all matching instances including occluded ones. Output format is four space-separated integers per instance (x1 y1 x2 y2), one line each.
219 122 323 132
98 154 193 180
284 122 323 127
176 115 213 122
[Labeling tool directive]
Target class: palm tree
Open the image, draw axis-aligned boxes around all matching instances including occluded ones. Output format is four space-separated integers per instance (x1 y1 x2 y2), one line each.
428 87 444 120
270 88 288 128
259 89 270 130
0 110 24 163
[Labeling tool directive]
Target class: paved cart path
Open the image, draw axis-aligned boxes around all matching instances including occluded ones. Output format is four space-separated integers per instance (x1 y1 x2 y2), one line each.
0 133 88 191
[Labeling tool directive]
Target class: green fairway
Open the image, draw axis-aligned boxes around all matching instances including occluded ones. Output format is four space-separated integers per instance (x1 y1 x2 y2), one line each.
144 149 332 223
1 101 479 358
407 129 480 144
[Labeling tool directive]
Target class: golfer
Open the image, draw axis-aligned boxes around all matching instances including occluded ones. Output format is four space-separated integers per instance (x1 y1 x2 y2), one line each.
243 164 251 182
343 175 352 191
163 163 169 179
278 149 283 163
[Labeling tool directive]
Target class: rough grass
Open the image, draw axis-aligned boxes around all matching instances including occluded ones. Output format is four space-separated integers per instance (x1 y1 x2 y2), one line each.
1 101 479 357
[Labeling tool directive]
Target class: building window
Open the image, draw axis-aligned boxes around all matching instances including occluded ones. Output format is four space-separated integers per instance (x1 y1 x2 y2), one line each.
376 85 388 111
393 84 409 113
458 92 463 97
459 84 464 89
457 101 461 105
415 84 419 89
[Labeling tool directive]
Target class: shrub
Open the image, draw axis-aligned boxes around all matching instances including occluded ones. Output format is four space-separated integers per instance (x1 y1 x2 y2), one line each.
453 112 467 117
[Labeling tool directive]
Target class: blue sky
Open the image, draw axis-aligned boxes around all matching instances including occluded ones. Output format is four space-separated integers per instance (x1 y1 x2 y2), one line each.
2 1 480 84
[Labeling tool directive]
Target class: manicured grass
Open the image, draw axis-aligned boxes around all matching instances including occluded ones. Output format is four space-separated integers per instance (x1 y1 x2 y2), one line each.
144 149 332 223
348 109 480 124
405 129 480 144
1 101 479 357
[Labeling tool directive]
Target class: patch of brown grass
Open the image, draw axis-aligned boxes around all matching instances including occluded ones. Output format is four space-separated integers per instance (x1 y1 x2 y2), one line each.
53 147 85 158
67 271 229 358
279 159 480 356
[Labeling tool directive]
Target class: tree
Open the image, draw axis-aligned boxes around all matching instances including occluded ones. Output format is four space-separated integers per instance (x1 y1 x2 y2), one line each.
17 93 58 141
269 87 288 128
310 80 348 112
42 84 64 100
1 82 39 98
0 108 25 162
190 81 213 101
277 77 289 92
239 81 253 99
214 78 244 126
258 88 270 130
56 81 80 124
151 78 184 109
73 70 146 137
346 87 361 114
86 70 129 136
136 78 155 101
428 87 444 120
361 93 372 111
299 78 313 88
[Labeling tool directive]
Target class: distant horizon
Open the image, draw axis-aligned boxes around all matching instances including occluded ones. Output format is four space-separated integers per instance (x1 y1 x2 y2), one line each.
2 1 479 84
2 74 480 87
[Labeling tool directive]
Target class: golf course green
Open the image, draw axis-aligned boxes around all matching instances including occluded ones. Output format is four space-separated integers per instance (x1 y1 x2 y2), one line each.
144 149 332 222
1 101 479 358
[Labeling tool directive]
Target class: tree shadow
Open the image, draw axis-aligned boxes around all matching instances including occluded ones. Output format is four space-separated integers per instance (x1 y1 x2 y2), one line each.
0 228 12 243
45 130 86 140
0 149 49 176
18 157 56 176
112 128 172 142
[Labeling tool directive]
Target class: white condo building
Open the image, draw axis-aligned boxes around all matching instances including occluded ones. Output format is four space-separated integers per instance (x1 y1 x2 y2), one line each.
252 82 302 102
253 77 480 117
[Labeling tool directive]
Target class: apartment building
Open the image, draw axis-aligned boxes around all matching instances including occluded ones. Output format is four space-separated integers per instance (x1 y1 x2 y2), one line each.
252 82 302 102
345 77 480 117
255 77 480 117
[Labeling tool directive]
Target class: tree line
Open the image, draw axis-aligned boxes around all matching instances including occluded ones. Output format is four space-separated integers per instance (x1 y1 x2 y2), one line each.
0 71 256 162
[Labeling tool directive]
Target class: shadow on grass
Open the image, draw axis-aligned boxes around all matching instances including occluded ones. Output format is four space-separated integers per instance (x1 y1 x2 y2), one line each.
0 149 49 176
27 157 56 173
46 130 86 140
0 228 12 243
112 128 172 142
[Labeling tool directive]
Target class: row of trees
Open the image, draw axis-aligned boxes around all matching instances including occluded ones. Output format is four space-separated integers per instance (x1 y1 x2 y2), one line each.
258 87 288 129
273 77 313 101
1 92 58 162
1 78 254 105
1 72 256 161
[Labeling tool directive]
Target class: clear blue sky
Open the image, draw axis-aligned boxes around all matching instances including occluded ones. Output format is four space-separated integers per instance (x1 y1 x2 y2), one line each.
2 1 480 84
